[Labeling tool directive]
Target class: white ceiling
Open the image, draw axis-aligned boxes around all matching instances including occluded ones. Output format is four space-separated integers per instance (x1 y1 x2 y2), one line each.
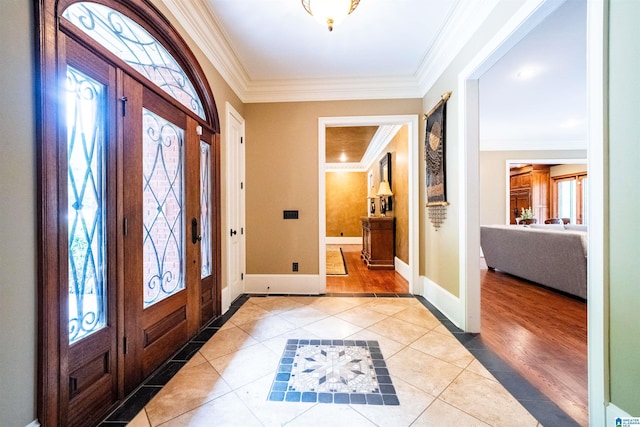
479 0 587 150
160 0 587 150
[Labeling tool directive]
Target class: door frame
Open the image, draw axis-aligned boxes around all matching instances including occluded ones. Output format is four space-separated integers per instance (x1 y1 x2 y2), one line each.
224 102 246 312
458 0 606 424
35 1 220 424
318 115 420 294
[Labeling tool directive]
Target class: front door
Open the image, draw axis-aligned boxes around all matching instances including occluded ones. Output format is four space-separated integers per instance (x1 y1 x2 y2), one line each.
122 75 201 392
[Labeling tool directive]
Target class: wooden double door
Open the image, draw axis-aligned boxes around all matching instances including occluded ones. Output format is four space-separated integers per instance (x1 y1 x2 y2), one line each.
61 35 219 425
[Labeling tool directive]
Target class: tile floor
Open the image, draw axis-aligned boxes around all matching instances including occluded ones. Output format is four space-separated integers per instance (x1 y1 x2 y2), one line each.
101 295 577 426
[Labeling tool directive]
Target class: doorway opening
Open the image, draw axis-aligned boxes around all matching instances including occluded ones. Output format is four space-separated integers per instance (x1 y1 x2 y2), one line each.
318 115 419 295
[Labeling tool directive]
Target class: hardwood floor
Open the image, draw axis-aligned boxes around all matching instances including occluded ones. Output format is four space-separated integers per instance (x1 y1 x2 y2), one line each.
481 265 588 426
325 244 587 426
325 244 409 294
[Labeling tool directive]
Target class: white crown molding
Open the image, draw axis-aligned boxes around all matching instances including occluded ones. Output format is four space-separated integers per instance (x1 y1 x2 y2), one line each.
325 124 402 171
415 0 501 96
243 77 422 103
160 0 250 98
161 0 501 102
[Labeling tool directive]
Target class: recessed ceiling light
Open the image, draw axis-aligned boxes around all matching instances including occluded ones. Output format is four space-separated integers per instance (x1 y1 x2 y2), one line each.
514 66 540 80
560 118 584 128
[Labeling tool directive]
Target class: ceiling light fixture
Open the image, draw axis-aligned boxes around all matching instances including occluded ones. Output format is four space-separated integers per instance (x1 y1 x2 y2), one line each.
301 0 360 32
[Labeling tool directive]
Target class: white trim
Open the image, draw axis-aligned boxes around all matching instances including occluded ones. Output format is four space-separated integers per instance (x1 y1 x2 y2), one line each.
325 237 361 245
456 0 562 334
421 276 463 329
395 256 410 282
605 403 633 427
225 102 246 311
25 421 40 427
318 115 420 296
245 274 324 295
417 0 501 96
220 285 230 314
587 0 607 425
480 138 587 151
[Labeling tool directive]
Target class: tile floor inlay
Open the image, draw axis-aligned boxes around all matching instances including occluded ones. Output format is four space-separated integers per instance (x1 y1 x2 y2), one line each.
268 339 399 406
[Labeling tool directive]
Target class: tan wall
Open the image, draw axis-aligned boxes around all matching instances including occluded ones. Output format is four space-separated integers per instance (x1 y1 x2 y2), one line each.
244 99 421 275
479 150 587 225
0 1 37 425
326 171 367 237
367 126 410 264
419 0 530 296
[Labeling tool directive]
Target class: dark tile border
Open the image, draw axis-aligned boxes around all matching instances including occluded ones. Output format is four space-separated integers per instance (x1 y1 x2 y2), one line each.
414 295 581 427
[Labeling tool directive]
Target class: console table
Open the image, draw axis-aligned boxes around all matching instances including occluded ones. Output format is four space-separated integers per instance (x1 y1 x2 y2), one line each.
361 216 395 270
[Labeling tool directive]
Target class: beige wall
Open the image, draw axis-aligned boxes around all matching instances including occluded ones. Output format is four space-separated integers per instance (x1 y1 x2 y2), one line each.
244 100 421 275
326 172 367 237
367 126 410 264
479 150 587 225
0 1 36 425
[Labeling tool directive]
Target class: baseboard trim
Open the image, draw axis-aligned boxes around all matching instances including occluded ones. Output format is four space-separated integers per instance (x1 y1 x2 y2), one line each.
245 274 324 295
395 256 410 282
325 237 361 245
26 421 40 427
605 402 634 427
420 275 463 329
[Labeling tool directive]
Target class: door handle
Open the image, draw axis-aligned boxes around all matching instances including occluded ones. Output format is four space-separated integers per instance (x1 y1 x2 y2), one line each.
191 218 201 244
230 229 237 237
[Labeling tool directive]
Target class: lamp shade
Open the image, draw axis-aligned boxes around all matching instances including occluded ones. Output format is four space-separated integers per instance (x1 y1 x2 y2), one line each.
377 181 393 197
301 0 360 31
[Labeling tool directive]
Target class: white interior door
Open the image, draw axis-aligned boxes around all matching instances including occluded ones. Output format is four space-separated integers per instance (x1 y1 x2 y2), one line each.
225 103 245 311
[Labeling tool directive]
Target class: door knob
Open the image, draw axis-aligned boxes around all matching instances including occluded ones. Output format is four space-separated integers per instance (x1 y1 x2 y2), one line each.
191 218 201 244
230 229 237 237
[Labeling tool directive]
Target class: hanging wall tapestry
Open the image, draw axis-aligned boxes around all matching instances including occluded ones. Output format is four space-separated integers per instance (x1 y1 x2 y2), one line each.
425 91 451 230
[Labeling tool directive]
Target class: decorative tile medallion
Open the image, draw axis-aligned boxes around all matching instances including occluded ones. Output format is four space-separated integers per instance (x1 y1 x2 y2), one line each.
268 339 399 405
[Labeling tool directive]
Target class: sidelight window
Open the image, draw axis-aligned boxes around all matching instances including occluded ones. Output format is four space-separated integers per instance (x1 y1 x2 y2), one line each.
66 66 107 343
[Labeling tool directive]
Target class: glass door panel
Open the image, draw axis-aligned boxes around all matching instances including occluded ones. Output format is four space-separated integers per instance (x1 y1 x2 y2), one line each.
142 109 185 308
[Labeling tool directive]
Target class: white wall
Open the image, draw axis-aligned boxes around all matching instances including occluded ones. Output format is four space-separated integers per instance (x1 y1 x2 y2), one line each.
0 0 38 425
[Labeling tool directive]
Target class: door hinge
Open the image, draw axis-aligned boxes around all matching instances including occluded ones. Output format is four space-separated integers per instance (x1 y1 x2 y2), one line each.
121 96 128 116
241 273 244 280
241 182 243 190
123 218 128 236
123 336 128 354
241 227 244 235
240 137 243 144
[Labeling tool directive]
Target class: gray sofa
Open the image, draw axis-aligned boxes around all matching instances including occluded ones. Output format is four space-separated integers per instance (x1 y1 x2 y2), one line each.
480 224 587 299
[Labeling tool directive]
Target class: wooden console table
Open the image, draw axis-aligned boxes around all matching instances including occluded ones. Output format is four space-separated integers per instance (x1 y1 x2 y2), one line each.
361 216 395 270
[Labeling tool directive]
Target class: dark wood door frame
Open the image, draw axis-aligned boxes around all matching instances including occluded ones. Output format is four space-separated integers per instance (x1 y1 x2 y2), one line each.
35 1 221 425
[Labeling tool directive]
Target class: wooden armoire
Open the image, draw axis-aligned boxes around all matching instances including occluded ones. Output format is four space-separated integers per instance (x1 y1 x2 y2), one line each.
509 165 551 224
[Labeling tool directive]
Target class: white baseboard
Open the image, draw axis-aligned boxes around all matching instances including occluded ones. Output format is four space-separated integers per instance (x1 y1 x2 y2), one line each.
325 237 361 245
26 421 40 427
420 275 463 329
220 285 231 315
606 402 635 427
245 274 324 295
395 256 410 282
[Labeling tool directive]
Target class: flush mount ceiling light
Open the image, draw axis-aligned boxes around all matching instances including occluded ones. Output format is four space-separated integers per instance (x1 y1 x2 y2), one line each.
302 0 360 32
